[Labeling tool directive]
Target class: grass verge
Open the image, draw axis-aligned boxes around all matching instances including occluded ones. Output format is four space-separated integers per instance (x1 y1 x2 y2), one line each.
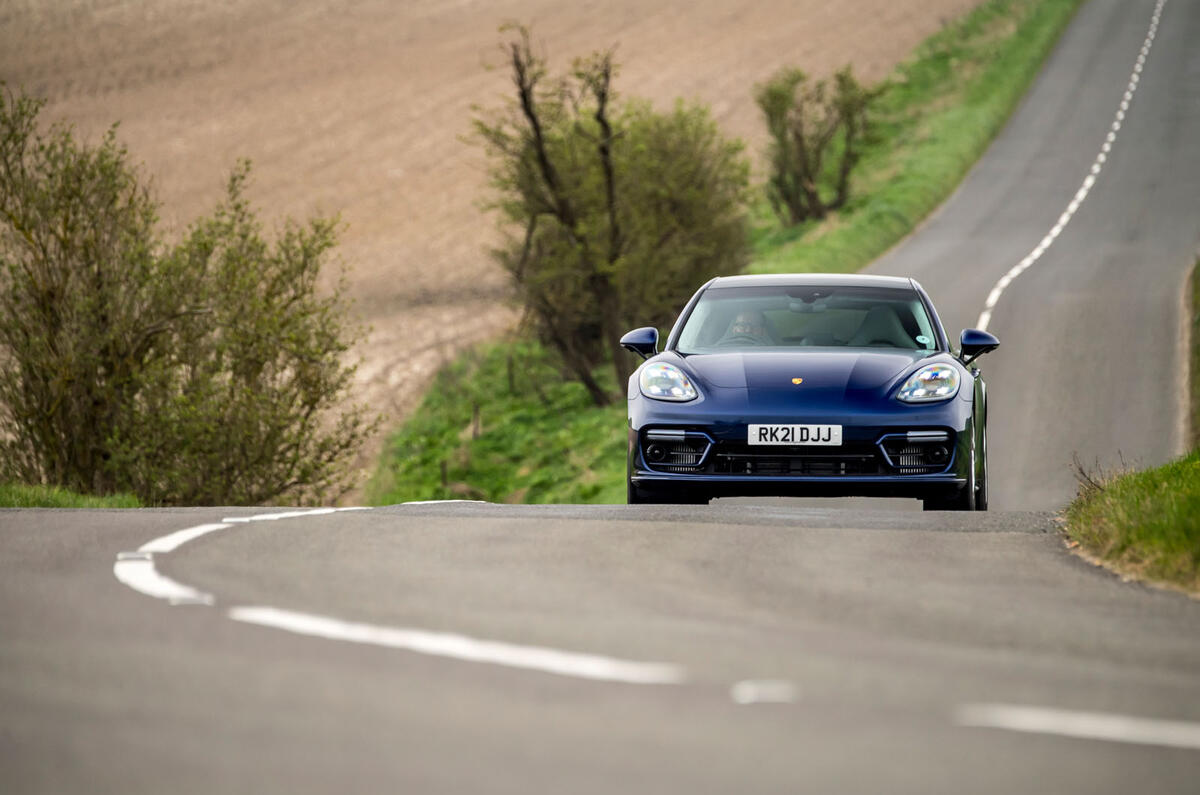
0 483 141 508
370 0 1083 506
368 342 626 505
1062 260 1200 595
1064 452 1200 594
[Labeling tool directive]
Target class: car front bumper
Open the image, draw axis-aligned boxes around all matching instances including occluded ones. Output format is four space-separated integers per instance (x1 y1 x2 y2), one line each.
627 396 975 500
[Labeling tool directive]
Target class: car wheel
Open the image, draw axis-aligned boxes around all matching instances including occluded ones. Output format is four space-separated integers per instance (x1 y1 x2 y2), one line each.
975 421 989 512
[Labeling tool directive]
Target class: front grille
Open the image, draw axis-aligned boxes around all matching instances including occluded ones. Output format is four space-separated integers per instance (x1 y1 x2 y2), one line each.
888 443 935 472
712 446 880 476
655 441 705 472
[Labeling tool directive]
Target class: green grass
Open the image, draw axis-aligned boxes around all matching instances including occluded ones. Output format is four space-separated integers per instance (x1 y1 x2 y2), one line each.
368 341 627 505
1062 260 1200 594
370 0 1084 506
1064 451 1200 593
0 483 141 508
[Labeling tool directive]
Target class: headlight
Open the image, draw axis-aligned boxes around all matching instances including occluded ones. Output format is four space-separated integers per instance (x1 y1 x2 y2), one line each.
897 364 960 402
639 362 698 401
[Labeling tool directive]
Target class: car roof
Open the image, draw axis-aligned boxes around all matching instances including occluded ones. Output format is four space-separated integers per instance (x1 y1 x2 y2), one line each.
707 273 917 290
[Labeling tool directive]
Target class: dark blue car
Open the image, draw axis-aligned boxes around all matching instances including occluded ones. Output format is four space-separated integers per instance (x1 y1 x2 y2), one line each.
621 274 999 510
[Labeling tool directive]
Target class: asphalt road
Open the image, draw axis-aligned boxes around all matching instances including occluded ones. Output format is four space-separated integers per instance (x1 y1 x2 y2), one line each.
3 0 1200 793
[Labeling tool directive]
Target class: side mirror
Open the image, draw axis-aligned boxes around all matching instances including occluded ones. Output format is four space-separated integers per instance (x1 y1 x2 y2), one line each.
959 328 999 365
620 327 659 360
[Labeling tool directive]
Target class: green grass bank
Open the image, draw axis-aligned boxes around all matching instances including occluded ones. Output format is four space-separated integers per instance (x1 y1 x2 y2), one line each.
369 0 1083 506
0 483 141 508
1062 262 1200 595
369 343 627 505
1064 451 1200 594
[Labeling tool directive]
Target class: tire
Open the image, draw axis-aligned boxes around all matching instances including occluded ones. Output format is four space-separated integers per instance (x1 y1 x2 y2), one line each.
975 421 989 512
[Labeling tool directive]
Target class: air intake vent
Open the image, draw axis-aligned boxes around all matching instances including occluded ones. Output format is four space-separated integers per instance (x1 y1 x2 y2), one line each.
879 433 954 475
642 430 711 472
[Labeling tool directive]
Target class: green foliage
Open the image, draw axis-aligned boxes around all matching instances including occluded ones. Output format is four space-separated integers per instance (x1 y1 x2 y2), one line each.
756 65 877 225
475 27 750 405
751 0 1083 276
0 483 141 508
1066 451 1200 593
0 87 375 505
368 341 626 505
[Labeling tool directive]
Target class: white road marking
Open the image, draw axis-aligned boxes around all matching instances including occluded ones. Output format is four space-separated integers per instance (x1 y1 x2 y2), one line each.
113 556 215 606
976 0 1167 332
138 523 231 554
112 508 689 685
113 508 367 605
221 507 368 523
730 679 798 705
956 703 1200 751
229 605 686 685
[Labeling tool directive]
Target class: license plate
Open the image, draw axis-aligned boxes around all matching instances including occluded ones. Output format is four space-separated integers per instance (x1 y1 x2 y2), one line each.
748 424 842 446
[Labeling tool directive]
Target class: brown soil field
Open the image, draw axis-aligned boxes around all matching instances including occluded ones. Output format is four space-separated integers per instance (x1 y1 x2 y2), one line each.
1 0 979 497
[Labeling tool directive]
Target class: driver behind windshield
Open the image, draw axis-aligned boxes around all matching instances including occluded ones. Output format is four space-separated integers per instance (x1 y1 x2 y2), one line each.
719 310 774 346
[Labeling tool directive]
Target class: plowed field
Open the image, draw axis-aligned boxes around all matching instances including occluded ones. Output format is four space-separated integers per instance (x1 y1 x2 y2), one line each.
1 0 980 492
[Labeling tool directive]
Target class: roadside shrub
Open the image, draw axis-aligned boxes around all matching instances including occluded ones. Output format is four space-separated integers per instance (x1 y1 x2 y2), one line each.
0 86 375 505
756 65 878 225
474 27 751 405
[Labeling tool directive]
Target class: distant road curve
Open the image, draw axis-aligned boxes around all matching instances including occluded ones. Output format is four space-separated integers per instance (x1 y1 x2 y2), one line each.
869 0 1200 510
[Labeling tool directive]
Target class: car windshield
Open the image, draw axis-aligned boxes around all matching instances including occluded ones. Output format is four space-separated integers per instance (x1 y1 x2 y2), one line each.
675 284 939 354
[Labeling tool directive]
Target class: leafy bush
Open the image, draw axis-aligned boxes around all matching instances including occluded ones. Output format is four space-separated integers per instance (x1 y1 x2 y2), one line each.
0 87 375 505
756 65 877 225
474 27 751 405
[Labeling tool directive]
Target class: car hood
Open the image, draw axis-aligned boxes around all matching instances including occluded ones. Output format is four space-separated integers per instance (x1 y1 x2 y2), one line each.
667 349 940 400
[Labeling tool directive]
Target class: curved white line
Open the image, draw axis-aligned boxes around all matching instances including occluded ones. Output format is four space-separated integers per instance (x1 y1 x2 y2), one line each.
112 507 687 686
113 509 364 604
139 522 231 554
976 0 1167 331
114 553 214 606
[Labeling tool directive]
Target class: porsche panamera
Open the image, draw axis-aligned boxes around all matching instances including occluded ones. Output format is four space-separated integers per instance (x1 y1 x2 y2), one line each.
621 274 999 510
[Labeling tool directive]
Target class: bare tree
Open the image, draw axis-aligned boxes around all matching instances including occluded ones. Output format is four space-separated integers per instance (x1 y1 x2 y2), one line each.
475 27 750 405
